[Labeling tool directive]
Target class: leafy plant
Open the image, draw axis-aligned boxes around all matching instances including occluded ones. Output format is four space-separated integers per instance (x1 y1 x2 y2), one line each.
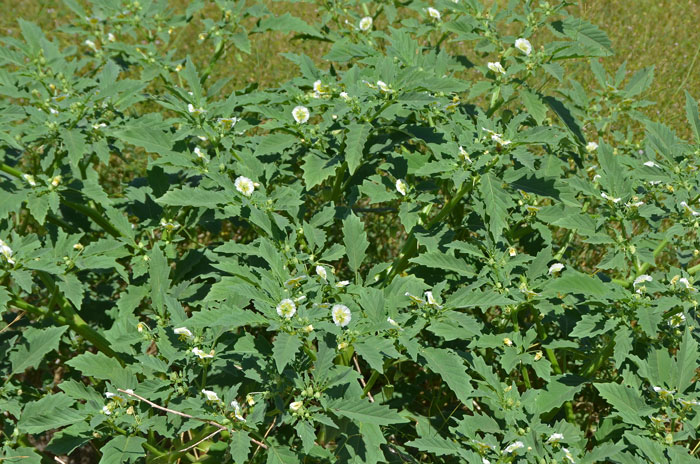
1 0 699 463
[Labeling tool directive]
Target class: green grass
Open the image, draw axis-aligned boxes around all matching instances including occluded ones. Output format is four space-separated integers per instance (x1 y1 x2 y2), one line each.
3 0 699 137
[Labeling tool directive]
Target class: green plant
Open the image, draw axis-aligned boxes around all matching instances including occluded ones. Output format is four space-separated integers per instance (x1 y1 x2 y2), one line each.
1 0 699 463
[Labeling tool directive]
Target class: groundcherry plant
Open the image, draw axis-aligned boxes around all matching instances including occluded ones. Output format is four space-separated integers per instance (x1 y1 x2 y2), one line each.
1 0 700 463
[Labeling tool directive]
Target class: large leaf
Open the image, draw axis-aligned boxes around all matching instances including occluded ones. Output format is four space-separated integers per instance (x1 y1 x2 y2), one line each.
10 325 67 374
343 213 369 274
328 399 407 425
99 436 147 464
595 382 654 427
272 332 301 374
344 123 371 174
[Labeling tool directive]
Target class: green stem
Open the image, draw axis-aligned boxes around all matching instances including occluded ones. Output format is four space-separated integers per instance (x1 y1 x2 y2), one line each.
61 199 123 238
361 371 380 399
579 337 614 379
330 162 347 202
382 180 473 285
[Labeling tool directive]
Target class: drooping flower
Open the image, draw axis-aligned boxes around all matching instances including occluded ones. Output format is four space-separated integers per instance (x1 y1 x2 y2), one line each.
425 291 442 308
508 247 517 257
359 16 373 31
292 105 310 124
562 448 575 464
246 394 255 406
235 176 255 197
668 313 686 328
339 91 350 100
174 327 194 341
644 160 659 168
534 351 543 361
458 145 472 163
160 219 180 231
405 292 424 304
289 400 303 412
276 298 297 319
487 61 506 75
102 405 112 415
0 239 16 265
202 389 222 403
396 179 407 196
303 324 314 333
316 265 327 280
680 201 700 216
678 277 697 292
600 192 621 203
187 104 206 115
377 80 392 93
51 176 62 187
230 400 246 421
331 304 352 327
194 147 207 160
335 280 350 288
514 38 532 55
586 141 599 152
84 39 98 51
22 174 37 187
548 263 565 275
546 433 564 444
285 275 307 287
217 117 239 129
652 386 675 399
503 441 524 454
427 7 441 20
387 317 400 328
192 347 215 359
633 274 653 292
503 337 513 347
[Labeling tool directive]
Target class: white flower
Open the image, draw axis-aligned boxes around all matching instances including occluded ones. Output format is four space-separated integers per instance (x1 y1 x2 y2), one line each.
84 39 98 51
187 104 206 115
427 7 441 20
230 400 246 421
633 274 653 288
217 117 240 129
405 292 424 304
482 128 511 146
92 122 107 130
313 80 329 95
458 145 472 163
51 176 62 187
396 179 407 196
292 105 310 124
246 394 255 406
503 337 513 347
104 392 118 399
592 174 601 182
136 322 145 333
316 265 327 280
678 277 697 292
285 275 307 287
387 317 400 328
534 351 543 361
173 327 194 341
303 324 314 333
547 433 564 444
668 313 686 328
600 192 621 203
202 389 222 403
678 398 700 407
508 247 517 257
503 441 524 454
626 201 644 208
107 32 116 42
644 160 659 168
339 91 350 100
377 80 392 93
276 299 297 319
562 448 575 463
680 201 700 216
124 389 134 395
192 347 215 359
514 38 532 55
482 459 491 464
102 405 112 415
425 291 442 308
22 174 37 187
335 280 350 288
487 61 506 75
548 263 565 275
652 386 675 399
235 176 255 197
194 147 207 159
331 304 352 327
359 16 373 31
160 219 180 230
0 239 15 265
289 400 303 412
586 141 598 152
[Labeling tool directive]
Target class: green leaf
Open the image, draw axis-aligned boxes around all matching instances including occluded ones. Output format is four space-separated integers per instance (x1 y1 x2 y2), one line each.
345 123 371 174
421 347 472 404
544 271 609 298
62 128 87 171
57 273 84 310
405 435 464 457
479 173 511 240
447 288 515 309
343 213 369 274
98 436 147 464
410 251 473 276
10 326 67 374
520 90 548 125
534 374 586 414
273 332 302 374
149 246 171 316
66 351 137 388
328 399 407 425
595 382 654 427
157 187 230 207
111 127 174 157
19 393 83 434
229 431 252 464
685 91 700 145
674 328 699 393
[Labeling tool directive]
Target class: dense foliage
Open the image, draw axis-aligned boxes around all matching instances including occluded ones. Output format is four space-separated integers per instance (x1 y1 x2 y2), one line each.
1 0 700 462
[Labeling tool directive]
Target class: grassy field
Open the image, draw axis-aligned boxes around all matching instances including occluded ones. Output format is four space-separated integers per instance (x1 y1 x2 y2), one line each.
3 0 700 137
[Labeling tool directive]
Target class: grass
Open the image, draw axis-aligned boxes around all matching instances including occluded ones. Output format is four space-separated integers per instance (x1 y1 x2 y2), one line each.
2 0 700 138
